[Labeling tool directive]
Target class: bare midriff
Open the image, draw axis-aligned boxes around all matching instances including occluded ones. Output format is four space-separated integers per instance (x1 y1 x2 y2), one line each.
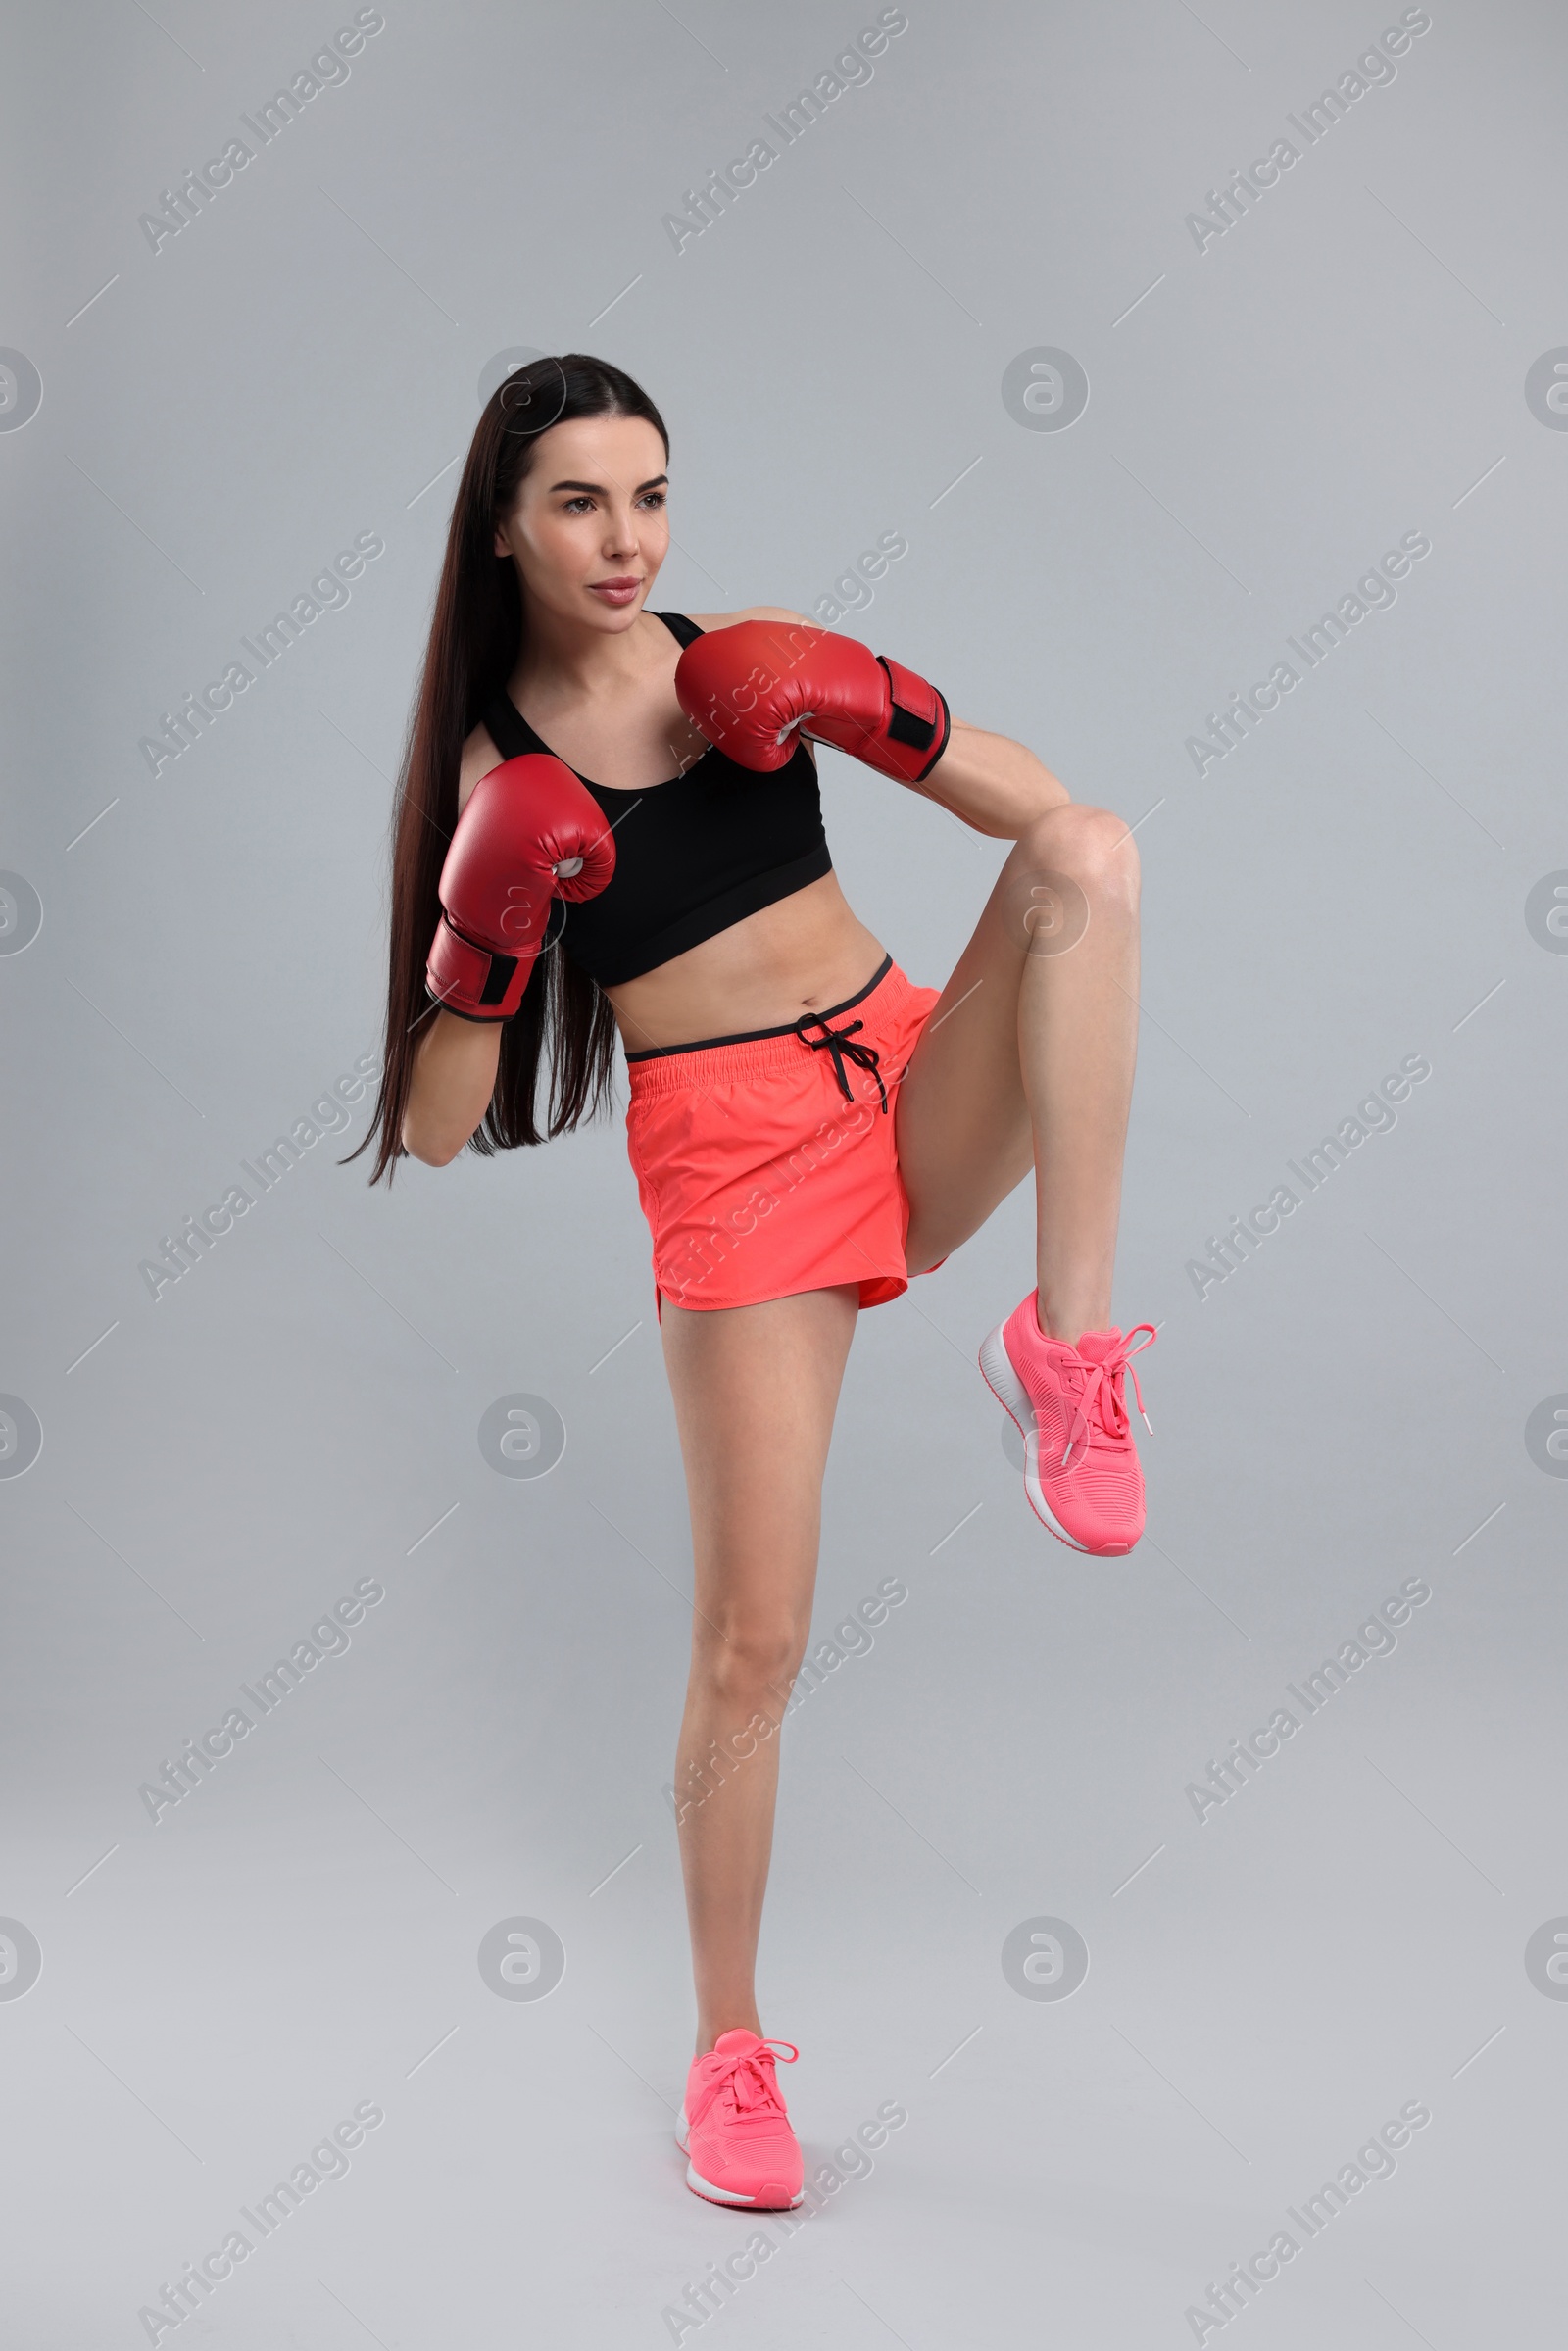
601 869 889 1054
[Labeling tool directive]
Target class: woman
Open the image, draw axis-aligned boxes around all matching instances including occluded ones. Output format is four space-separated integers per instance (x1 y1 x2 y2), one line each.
355 353 1153 2211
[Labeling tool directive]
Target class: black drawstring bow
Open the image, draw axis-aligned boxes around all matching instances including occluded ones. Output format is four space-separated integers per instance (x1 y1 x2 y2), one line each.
793 1012 889 1114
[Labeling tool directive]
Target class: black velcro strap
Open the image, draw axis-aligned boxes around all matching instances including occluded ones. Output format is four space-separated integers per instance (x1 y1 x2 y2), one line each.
886 702 938 752
877 655 940 752
476 947 520 1006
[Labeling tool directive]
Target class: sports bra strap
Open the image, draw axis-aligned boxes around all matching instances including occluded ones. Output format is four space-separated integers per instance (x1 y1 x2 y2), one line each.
479 691 540 761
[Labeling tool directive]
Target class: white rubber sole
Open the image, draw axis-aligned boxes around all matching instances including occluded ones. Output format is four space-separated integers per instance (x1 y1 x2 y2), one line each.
675 2105 805 2208
978 1319 1092 1553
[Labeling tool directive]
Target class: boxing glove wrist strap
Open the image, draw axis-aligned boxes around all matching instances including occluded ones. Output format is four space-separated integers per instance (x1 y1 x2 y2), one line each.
426 910 529 1022
873 656 950 784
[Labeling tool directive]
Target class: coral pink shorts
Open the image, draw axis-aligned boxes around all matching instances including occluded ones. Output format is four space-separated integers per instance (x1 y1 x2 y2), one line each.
625 955 947 1318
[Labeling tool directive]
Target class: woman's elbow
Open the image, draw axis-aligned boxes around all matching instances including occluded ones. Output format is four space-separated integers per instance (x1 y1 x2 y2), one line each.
400 1116 466 1168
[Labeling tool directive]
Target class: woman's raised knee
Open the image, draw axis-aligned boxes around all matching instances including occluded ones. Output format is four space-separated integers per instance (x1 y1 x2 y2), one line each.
1021 801 1140 900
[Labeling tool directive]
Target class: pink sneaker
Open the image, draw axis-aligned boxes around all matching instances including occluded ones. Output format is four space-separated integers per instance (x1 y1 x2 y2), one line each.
980 1295 1155 1554
676 2031 805 2209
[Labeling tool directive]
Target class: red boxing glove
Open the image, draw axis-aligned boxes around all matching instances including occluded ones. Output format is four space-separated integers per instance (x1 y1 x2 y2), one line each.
426 755 614 1020
674 620 950 785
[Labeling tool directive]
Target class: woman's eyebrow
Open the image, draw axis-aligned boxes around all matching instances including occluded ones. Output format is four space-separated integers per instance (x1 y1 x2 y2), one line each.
548 473 669 495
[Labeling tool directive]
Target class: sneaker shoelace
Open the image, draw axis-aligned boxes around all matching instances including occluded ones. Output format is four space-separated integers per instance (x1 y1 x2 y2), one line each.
706 2038 798 2124
1060 1323 1157 1467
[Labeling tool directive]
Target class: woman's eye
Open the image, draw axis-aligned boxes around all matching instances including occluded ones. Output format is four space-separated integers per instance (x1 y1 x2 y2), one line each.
564 496 593 514
639 490 666 510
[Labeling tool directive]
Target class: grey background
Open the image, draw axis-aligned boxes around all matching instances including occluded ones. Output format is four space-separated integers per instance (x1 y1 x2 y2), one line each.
2 0 1564 2341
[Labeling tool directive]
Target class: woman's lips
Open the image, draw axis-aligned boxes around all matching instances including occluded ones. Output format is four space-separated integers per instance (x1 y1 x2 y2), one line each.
589 578 641 604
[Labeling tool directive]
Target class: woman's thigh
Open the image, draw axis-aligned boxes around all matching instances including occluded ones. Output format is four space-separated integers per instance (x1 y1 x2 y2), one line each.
896 805 1136 1273
659 1283 860 1663
895 851 1038 1274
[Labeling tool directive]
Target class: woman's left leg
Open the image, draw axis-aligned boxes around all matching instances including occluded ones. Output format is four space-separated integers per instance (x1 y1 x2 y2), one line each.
896 800 1141 1338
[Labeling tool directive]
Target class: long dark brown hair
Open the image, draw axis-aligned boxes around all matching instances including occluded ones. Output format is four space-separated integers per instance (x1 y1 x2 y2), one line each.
349 353 670 1185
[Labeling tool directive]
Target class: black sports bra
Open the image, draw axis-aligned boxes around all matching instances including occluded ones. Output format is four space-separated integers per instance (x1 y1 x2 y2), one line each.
479 612 832 988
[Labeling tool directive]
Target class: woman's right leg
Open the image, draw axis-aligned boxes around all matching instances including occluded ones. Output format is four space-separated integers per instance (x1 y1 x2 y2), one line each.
659 1282 860 2059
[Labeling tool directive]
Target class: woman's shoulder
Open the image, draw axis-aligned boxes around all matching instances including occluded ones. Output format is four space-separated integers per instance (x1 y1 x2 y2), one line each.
457 717 503 813
685 605 812 631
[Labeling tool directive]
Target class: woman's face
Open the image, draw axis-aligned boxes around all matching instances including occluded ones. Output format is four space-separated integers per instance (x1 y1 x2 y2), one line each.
494 412 670 632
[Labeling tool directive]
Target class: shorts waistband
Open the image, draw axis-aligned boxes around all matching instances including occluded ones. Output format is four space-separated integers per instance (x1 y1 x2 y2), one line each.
624 953 910 1101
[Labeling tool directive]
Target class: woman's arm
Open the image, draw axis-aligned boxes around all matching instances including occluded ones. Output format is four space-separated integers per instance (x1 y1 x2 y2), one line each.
401 1008 503 1166
714 607 1071 840
907 716 1071 838
399 717 513 1168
